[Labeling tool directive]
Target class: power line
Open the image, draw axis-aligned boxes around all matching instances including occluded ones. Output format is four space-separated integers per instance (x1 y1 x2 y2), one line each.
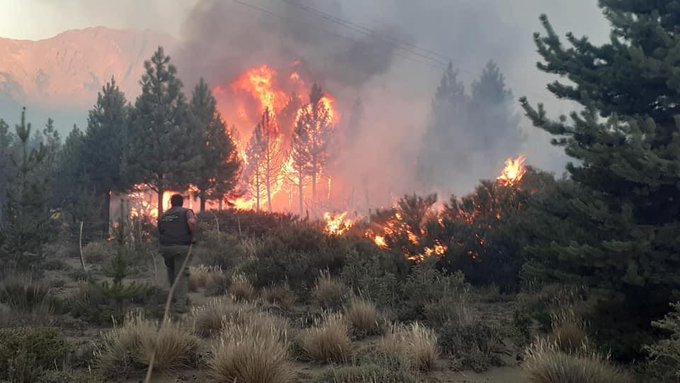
281 0 451 66
230 0 447 71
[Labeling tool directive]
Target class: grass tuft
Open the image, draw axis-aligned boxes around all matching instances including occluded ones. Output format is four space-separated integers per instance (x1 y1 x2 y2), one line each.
380 323 439 372
300 312 352 364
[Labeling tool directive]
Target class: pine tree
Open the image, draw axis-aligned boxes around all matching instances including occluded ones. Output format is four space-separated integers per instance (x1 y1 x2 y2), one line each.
244 109 284 212
127 47 191 219
293 83 334 205
468 61 523 158
417 62 467 190
2 108 52 268
520 2 680 359
0 119 13 224
79 78 130 230
187 78 241 212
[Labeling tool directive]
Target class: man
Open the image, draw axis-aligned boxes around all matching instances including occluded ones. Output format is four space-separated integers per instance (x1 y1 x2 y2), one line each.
158 194 197 313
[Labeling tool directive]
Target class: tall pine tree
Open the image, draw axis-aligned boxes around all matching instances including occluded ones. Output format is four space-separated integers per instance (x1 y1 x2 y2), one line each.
520 2 680 359
187 78 241 212
128 47 191 218
83 78 129 229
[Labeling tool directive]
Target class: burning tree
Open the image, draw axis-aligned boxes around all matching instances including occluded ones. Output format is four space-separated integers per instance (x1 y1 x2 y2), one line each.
187 78 241 212
290 83 335 212
244 109 285 212
127 47 191 219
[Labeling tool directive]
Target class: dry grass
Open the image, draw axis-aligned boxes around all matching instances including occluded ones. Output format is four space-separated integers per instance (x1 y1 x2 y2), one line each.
313 270 348 310
0 276 54 314
380 323 439 372
344 297 384 338
188 265 229 294
230 273 256 302
549 309 588 355
261 283 297 309
523 338 633 383
209 319 294 383
300 312 352 364
97 312 199 377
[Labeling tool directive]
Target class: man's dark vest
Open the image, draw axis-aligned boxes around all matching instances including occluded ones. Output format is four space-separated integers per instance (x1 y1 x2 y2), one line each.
158 207 193 246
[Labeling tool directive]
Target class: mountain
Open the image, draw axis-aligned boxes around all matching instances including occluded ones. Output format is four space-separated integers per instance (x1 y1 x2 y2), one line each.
0 27 175 132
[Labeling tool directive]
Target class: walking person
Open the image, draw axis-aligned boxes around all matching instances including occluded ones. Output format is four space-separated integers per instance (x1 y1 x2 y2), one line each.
158 194 197 313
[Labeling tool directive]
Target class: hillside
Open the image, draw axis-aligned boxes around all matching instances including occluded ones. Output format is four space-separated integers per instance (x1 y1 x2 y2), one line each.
0 27 175 131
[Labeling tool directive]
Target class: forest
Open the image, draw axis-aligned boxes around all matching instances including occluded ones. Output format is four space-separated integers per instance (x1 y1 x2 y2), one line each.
1 1 680 382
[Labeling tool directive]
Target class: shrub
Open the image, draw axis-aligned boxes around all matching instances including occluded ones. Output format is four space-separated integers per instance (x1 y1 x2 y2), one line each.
340 250 405 309
380 323 439 372
439 303 503 372
344 297 384 338
209 321 295 383
0 327 73 383
191 298 254 337
96 313 198 378
523 339 632 383
240 223 348 293
261 283 297 309
229 274 256 302
300 312 352 364
193 230 244 270
423 296 471 328
68 280 158 325
313 270 348 310
399 259 466 321
0 276 55 314
82 241 116 264
644 302 680 382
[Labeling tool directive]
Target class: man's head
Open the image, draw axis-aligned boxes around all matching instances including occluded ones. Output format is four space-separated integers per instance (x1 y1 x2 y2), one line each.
170 194 184 207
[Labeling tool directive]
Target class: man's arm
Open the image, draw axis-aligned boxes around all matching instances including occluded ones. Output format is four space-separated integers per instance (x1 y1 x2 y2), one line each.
187 209 198 243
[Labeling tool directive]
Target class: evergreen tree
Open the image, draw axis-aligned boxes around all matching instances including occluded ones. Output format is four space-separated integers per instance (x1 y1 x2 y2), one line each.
293 83 335 205
187 78 241 212
0 119 13 223
469 61 523 158
520 2 680 359
83 78 129 229
127 47 191 218
1 108 52 268
417 62 467 190
244 109 284 212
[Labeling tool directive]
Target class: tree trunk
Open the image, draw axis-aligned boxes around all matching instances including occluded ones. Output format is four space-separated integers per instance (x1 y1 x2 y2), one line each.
312 171 317 204
255 173 261 212
103 191 111 237
200 189 206 213
298 171 304 215
266 174 273 212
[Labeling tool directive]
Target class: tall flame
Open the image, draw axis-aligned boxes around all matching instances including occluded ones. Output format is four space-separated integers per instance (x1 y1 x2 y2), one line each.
497 155 527 186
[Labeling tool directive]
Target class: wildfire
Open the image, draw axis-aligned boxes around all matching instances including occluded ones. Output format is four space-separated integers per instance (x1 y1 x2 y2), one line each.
231 64 287 116
323 211 353 236
497 155 527 186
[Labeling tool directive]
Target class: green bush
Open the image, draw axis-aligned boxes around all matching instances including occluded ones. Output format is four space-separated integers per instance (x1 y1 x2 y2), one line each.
82 241 116 265
241 223 349 294
0 327 73 383
438 317 504 372
644 302 680 382
68 280 159 325
198 210 298 237
193 230 245 270
399 259 466 321
341 250 407 309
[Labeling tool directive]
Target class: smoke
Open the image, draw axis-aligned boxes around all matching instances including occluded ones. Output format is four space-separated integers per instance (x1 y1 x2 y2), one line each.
174 0 608 211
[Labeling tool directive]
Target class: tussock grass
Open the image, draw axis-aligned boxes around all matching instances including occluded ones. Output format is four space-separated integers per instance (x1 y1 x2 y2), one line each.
344 297 384 338
380 323 439 372
300 312 352 364
0 276 54 314
96 313 198 378
229 273 256 302
261 283 297 309
523 338 632 383
188 265 229 295
313 270 348 310
209 320 294 383
549 309 588 355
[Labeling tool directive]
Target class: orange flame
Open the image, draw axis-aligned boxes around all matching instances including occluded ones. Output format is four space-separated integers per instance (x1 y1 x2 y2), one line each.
323 211 353 235
231 64 287 116
497 155 527 186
